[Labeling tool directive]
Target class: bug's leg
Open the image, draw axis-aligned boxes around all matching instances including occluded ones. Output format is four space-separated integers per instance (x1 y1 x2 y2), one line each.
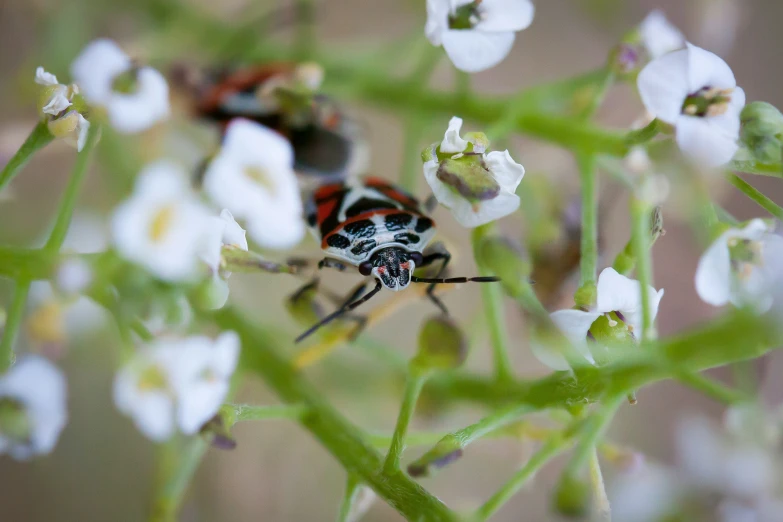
318 257 351 273
423 194 438 214
288 277 321 304
417 245 452 315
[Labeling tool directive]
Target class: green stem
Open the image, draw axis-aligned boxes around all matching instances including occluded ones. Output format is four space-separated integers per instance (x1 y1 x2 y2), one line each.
294 0 315 59
676 372 752 405
728 173 783 221
472 225 514 382
44 124 100 252
588 449 611 522
384 370 429 474
222 403 310 424
408 404 533 477
576 153 598 307
473 436 572 521
336 474 362 522
563 395 623 479
0 122 53 193
729 159 783 177
631 198 654 342
624 119 660 146
150 437 209 522
0 278 31 372
577 68 615 120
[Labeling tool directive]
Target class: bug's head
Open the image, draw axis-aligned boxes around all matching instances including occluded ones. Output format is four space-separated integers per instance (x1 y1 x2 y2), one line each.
360 247 423 292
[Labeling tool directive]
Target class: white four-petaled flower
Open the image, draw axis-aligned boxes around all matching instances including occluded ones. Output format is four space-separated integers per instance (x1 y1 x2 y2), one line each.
112 161 213 282
34 67 90 151
695 218 783 312
113 332 240 441
423 116 525 228
71 39 170 134
637 42 745 167
639 10 685 59
534 267 665 371
425 0 535 73
0 356 68 460
203 119 305 250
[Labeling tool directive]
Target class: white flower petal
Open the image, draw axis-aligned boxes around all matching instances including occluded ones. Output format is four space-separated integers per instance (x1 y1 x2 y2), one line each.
106 67 170 134
675 114 739 167
685 42 736 93
246 206 306 249
42 91 72 116
484 149 525 193
550 309 601 362
0 356 68 459
474 0 534 33
441 29 515 73
129 392 176 442
695 233 733 306
530 341 572 372
70 39 132 106
637 48 691 124
440 116 469 154
75 114 90 152
219 209 248 250
425 0 451 46
450 190 520 228
176 380 228 434
35 67 59 86
639 10 685 58
596 267 663 334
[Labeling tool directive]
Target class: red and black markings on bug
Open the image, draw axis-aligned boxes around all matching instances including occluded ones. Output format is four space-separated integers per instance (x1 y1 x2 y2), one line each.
296 176 500 343
192 63 354 184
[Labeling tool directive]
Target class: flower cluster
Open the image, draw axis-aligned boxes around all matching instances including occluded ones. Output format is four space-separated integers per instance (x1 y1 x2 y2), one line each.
423 116 525 227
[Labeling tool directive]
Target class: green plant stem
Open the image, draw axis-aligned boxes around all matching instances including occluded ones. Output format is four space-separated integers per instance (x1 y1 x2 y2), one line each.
473 436 572 521
214 308 459 522
588 449 611 522
294 0 315 59
564 397 622 477
44 124 100 252
576 153 598 306
729 159 783 177
384 370 429 474
631 198 654 342
150 437 209 522
676 372 752 405
0 122 53 193
624 119 660 146
728 173 783 221
222 403 310 424
0 278 31 372
472 225 514 382
337 474 362 522
399 113 427 193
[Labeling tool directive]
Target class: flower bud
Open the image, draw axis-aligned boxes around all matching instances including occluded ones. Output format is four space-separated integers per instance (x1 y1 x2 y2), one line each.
437 154 501 202
740 102 783 164
47 110 81 138
191 276 230 311
0 399 32 445
411 316 467 373
474 237 531 298
554 473 590 518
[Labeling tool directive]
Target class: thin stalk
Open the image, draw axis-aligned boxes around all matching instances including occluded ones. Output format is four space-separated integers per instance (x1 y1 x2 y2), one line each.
729 160 783 177
624 119 660 146
398 113 427 193
474 436 571 521
383 370 429 473
0 122 53 193
563 395 623 479
149 437 209 522
577 68 615 120
44 124 100 252
0 278 31 372
576 153 598 307
676 372 752 405
472 224 514 382
336 474 361 522
588 449 611 522
728 173 783 221
631 198 654 342
224 403 310 423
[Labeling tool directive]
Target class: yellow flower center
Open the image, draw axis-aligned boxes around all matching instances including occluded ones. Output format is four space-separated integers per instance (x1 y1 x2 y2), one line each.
244 166 275 193
149 206 175 243
138 365 168 392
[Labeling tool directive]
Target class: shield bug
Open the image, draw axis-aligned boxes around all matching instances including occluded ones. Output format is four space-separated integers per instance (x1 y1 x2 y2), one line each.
183 62 364 187
295 176 499 342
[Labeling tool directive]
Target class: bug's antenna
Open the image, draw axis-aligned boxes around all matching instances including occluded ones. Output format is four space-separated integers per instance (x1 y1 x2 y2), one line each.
295 280 383 343
411 276 500 284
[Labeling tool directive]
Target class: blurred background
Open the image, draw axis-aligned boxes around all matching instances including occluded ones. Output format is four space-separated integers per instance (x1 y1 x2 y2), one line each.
1 0 782 520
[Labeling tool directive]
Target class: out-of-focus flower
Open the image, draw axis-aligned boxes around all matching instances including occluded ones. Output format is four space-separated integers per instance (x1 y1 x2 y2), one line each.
34 67 90 151
637 43 745 167
203 119 305 249
112 161 213 282
0 356 67 460
425 0 535 73
197 210 248 310
70 39 169 133
695 219 783 312
113 333 240 441
639 10 685 59
534 267 664 371
423 116 525 228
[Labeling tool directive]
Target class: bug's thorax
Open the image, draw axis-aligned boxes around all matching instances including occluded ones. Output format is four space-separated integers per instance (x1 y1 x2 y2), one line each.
367 247 417 291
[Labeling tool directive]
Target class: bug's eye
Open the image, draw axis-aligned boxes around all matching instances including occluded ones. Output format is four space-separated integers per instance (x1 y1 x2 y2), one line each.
359 261 373 276
410 252 424 266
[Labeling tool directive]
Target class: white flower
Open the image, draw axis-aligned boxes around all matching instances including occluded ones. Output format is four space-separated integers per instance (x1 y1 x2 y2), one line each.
637 43 745 167
70 39 169 133
112 161 213 282
639 10 685 59
425 0 535 73
34 67 90 152
535 267 664 371
113 333 240 441
198 210 248 310
695 219 783 312
423 116 525 228
35 67 59 86
203 119 305 250
0 356 68 460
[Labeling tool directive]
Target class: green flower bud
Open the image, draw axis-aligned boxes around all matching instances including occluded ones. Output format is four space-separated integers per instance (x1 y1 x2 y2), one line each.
191 276 229 311
475 237 531 298
411 316 467 373
554 473 590 518
740 102 783 164
407 434 464 477
437 154 500 202
0 398 31 445
47 111 80 138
